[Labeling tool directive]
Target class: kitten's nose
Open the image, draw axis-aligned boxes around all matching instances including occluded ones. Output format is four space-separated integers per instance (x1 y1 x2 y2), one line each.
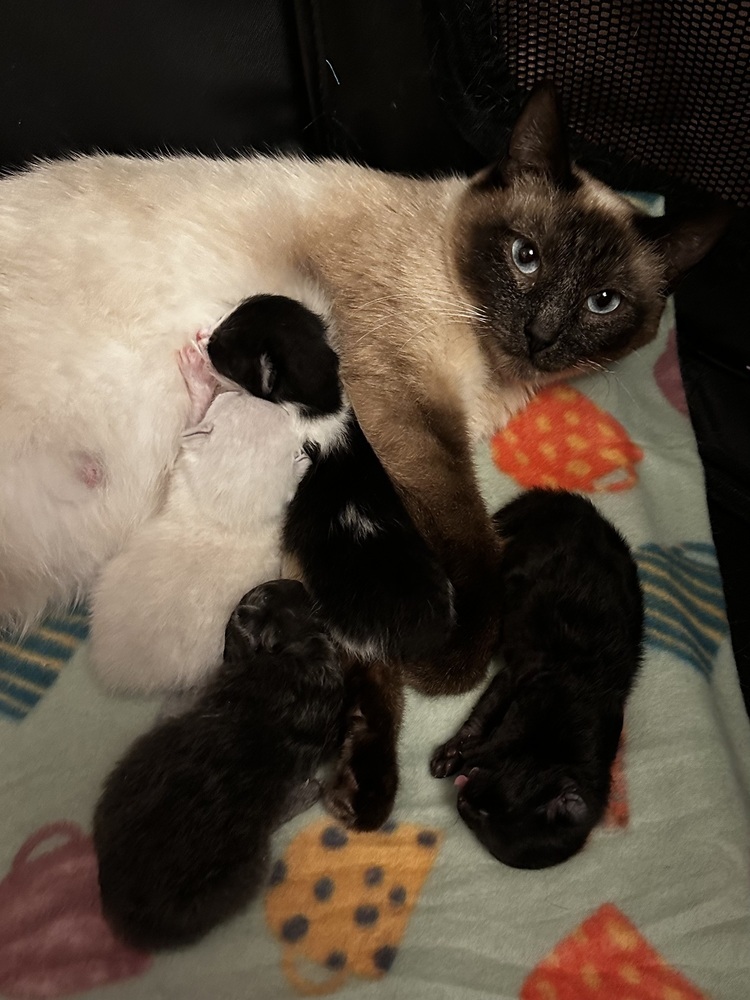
524 317 559 355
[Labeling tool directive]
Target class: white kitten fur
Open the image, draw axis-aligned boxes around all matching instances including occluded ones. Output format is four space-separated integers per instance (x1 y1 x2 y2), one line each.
88 390 308 694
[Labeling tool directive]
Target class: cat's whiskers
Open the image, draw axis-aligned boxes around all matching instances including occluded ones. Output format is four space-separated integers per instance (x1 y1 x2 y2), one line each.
345 289 490 327
573 358 638 406
348 305 487 350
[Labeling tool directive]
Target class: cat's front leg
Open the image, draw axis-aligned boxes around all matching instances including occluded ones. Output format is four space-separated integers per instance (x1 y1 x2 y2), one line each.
342 375 505 695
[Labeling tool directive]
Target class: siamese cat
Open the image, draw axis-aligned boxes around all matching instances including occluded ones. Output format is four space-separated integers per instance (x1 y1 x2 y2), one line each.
0 83 727 693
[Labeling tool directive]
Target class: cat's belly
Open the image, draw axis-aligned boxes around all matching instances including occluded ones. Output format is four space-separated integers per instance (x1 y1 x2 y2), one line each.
0 253 296 626
0 329 186 625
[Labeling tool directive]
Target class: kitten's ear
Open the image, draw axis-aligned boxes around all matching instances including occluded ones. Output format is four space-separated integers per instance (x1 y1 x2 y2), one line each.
545 781 588 825
637 203 734 293
475 81 572 190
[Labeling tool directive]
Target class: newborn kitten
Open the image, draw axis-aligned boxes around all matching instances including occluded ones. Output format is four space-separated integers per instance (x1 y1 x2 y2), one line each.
94 579 344 951
205 293 454 664
88 342 316 693
431 489 643 869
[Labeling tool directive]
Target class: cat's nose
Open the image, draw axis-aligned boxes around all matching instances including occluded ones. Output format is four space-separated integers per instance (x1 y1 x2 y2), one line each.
524 317 559 355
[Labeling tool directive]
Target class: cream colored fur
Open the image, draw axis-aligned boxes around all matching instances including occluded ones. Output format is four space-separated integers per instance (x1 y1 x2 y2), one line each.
88 390 308 693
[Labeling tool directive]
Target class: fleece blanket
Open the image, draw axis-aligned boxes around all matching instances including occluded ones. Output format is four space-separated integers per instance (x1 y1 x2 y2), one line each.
2 195 750 1000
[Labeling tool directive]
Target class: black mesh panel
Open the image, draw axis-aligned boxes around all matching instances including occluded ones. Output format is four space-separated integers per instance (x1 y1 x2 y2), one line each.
493 1 750 205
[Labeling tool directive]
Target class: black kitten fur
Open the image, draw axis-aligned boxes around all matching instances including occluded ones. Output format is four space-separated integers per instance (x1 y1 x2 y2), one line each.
207 294 343 417
283 413 454 661
431 489 643 869
207 294 453 663
94 580 344 950
206 294 455 831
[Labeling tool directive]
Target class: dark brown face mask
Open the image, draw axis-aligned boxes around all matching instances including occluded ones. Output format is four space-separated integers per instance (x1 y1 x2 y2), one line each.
454 83 732 385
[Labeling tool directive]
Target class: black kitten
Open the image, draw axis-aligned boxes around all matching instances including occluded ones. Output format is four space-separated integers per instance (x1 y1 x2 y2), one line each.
431 489 643 869
207 294 453 663
94 580 344 950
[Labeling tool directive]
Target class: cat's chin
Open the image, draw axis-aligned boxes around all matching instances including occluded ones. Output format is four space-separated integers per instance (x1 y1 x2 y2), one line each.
496 346 608 388
493 352 567 389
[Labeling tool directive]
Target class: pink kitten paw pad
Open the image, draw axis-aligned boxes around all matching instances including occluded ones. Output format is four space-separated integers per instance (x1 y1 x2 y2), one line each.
177 342 205 374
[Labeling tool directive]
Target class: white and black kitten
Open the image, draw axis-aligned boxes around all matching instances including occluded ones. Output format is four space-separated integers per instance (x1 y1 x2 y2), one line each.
431 489 643 869
94 579 344 951
205 293 455 664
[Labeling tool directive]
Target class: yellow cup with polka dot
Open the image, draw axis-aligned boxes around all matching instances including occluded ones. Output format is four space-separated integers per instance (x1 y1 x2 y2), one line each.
265 819 443 995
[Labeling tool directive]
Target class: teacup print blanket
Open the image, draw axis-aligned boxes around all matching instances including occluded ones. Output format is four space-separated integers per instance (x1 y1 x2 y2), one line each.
1 197 749 1000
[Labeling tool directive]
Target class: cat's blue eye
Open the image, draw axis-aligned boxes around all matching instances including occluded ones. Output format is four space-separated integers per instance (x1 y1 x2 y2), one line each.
586 290 621 314
511 238 540 275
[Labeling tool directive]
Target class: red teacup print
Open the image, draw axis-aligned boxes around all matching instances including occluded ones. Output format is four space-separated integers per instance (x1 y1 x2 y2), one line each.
654 327 689 417
603 732 629 830
0 822 152 998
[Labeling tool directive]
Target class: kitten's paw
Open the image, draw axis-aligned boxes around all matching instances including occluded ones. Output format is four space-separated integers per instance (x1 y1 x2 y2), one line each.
178 341 218 425
323 771 358 829
430 736 469 779
324 722 398 832
177 341 209 380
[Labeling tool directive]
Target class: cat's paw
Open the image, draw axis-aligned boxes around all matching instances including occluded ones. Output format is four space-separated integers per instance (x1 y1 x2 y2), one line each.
323 769 359 829
177 341 210 380
324 764 396 833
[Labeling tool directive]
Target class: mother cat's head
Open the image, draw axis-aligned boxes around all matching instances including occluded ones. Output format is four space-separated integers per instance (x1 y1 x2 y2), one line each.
452 82 730 382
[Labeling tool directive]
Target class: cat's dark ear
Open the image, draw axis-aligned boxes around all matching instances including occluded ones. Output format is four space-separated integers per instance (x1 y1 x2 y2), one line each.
544 781 588 825
636 203 733 293
475 81 573 190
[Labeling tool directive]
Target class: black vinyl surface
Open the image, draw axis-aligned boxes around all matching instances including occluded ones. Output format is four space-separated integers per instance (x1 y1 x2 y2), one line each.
0 0 307 165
